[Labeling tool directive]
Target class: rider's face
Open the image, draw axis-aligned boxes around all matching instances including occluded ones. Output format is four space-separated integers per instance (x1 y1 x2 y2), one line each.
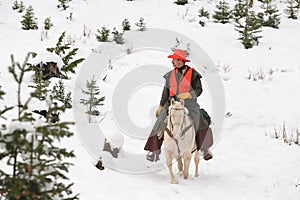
172 58 184 68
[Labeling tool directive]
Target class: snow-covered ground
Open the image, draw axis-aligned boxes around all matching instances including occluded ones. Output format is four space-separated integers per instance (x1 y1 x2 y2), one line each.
1 0 300 199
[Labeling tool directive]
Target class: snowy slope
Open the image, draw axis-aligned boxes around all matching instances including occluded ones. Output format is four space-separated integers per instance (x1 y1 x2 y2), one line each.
1 0 300 199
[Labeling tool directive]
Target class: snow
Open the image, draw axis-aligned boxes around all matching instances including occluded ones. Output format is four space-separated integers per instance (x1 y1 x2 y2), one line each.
1 0 300 200
30 50 64 70
7 121 34 134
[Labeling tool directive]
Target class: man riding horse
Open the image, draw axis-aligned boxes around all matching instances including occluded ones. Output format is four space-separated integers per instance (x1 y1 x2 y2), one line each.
144 49 213 162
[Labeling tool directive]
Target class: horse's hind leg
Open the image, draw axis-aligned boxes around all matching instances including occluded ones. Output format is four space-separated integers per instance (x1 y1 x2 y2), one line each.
194 150 200 177
183 152 192 179
177 156 183 173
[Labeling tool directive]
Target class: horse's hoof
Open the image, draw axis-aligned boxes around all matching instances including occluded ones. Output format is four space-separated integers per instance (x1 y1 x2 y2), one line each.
171 179 178 184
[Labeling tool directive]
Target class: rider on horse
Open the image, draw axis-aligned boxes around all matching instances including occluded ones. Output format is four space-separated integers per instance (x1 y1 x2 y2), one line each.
144 49 213 162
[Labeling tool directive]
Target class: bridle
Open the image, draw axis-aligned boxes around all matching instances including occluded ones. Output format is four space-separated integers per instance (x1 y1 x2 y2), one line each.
165 105 193 156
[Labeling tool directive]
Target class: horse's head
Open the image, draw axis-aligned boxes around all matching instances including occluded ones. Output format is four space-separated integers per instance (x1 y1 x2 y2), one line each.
168 99 189 136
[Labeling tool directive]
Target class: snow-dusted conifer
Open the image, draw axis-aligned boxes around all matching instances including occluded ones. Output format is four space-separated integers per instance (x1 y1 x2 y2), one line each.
47 32 85 79
52 79 72 109
44 17 53 30
135 17 147 31
232 0 249 22
285 0 299 19
57 0 72 10
18 1 25 13
21 5 38 30
112 28 125 44
198 7 210 19
213 0 232 24
0 54 78 199
80 77 105 123
122 18 131 32
96 26 110 42
258 0 281 28
235 10 262 49
12 0 20 10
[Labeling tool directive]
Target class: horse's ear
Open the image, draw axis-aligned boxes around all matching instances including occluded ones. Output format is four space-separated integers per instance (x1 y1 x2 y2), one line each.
171 98 176 105
180 99 184 107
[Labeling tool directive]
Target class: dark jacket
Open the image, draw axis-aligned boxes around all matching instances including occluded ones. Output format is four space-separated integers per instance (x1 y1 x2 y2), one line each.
159 65 203 107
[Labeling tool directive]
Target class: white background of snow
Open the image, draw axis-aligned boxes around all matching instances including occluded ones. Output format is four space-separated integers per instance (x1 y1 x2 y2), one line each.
0 0 300 199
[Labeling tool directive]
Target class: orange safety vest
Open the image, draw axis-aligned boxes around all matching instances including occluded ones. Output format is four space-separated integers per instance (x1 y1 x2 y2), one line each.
169 66 193 96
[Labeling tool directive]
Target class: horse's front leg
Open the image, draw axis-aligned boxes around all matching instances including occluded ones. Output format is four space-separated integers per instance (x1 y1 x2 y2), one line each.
183 152 192 179
177 156 183 173
194 150 200 177
166 152 177 184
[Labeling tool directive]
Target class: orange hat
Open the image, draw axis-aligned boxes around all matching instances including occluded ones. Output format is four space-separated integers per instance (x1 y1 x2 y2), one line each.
167 49 190 62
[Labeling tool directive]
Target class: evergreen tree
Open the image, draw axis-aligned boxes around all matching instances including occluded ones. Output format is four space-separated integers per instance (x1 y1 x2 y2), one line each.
259 0 281 28
122 18 131 32
21 5 38 30
112 28 125 45
135 17 147 31
96 26 110 42
0 54 78 199
80 77 105 123
213 0 232 24
285 0 299 19
51 79 72 109
235 10 262 49
44 17 53 30
57 0 72 10
12 0 20 10
18 1 25 13
174 0 188 5
47 32 85 79
198 7 210 19
232 0 249 22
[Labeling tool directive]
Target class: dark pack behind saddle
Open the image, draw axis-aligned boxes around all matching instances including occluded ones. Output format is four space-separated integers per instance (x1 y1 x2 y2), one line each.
198 108 211 131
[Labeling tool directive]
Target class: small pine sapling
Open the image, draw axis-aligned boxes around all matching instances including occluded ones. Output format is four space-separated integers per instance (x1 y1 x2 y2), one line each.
96 26 110 42
57 0 72 10
285 0 299 19
198 7 210 19
21 5 38 30
51 79 72 109
122 18 131 32
12 0 20 10
213 0 232 24
80 77 105 123
47 32 85 79
232 0 249 22
18 1 25 13
258 0 281 28
235 10 262 49
135 17 147 31
44 17 53 30
112 28 125 44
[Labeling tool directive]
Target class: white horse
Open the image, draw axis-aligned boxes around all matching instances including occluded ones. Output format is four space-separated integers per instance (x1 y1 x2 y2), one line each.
164 99 200 184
